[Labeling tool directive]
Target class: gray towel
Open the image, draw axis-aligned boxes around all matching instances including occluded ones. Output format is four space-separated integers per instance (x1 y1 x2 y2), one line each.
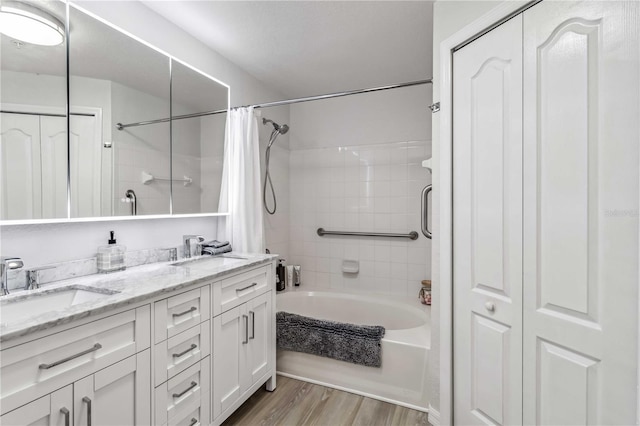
202 245 232 255
203 240 230 249
276 311 385 367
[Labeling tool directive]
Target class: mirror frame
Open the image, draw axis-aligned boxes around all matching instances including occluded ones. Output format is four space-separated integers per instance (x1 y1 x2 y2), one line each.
0 0 230 226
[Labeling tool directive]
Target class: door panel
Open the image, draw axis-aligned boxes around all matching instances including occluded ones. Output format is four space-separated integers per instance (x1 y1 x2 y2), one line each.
0 113 42 219
213 305 246 418
248 292 271 383
74 352 150 426
0 385 72 426
69 115 101 218
523 2 639 424
39 116 68 219
453 15 523 426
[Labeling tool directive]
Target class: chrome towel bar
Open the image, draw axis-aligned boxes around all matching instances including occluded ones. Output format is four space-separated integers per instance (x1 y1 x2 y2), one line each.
317 228 419 240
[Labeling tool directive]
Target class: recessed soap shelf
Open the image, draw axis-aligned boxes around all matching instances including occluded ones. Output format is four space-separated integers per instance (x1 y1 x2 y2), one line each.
141 171 192 186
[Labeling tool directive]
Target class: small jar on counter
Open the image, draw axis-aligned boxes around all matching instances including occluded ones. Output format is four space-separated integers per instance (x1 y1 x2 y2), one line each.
419 280 431 305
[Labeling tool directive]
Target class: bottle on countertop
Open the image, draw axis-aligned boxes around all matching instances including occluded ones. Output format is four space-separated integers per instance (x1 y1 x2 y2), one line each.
276 259 286 291
97 231 126 273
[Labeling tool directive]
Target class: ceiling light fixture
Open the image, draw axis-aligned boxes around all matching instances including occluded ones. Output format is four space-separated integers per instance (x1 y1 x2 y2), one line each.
0 1 64 46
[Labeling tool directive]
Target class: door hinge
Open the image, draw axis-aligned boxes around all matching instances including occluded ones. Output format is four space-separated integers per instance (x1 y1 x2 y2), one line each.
429 102 440 113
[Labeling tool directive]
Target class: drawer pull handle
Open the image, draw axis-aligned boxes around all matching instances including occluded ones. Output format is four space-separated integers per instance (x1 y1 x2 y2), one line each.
173 381 198 398
173 306 197 318
83 397 92 426
249 310 255 339
39 343 102 369
236 282 258 292
189 418 198 426
173 343 197 358
60 407 70 426
242 314 249 344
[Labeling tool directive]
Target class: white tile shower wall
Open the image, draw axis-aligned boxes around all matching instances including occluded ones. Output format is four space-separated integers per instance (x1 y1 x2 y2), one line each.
288 140 431 297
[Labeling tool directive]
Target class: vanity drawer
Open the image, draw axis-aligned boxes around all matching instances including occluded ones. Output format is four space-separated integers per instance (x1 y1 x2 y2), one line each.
155 286 210 344
0 306 151 415
154 321 210 385
213 266 269 316
155 358 210 426
167 395 210 426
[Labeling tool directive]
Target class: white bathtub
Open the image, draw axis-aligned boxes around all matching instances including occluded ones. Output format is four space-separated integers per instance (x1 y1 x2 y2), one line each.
276 289 430 411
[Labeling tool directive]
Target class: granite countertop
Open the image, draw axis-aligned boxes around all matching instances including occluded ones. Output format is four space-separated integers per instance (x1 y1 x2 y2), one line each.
0 253 277 343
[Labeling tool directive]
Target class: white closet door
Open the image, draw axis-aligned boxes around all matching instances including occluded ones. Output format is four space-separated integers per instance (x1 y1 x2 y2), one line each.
0 113 42 220
40 116 69 219
523 1 639 424
69 114 101 218
453 15 523 425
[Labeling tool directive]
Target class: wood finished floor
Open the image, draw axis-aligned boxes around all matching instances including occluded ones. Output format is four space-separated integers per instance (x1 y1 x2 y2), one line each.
222 375 429 426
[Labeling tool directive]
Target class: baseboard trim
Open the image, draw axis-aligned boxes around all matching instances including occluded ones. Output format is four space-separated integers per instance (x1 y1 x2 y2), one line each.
428 404 441 426
277 370 429 413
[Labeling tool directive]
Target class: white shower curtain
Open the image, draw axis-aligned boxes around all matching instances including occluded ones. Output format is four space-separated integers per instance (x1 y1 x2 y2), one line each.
217 107 265 253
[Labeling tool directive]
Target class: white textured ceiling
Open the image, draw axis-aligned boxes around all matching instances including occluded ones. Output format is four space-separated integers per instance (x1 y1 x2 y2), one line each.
142 1 433 98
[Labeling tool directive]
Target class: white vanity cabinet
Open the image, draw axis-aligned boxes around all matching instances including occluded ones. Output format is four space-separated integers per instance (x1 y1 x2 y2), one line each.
0 306 152 425
0 259 277 426
212 267 274 424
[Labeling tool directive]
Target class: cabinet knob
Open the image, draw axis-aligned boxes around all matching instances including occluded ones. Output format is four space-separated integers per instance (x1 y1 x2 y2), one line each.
485 302 495 312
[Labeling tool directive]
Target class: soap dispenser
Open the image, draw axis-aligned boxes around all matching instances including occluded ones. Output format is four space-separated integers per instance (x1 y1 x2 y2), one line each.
97 231 126 273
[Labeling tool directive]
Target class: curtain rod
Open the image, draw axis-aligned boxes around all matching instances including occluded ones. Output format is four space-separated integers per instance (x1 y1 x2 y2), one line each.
116 78 432 131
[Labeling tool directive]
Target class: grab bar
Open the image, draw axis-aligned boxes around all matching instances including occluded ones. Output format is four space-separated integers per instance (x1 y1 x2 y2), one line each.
317 228 418 240
421 185 432 239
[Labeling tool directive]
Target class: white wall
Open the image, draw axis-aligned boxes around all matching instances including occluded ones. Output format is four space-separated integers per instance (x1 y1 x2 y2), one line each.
429 0 503 415
0 1 288 268
287 84 431 297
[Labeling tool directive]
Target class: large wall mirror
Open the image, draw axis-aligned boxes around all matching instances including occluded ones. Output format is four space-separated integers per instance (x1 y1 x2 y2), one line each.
0 0 229 222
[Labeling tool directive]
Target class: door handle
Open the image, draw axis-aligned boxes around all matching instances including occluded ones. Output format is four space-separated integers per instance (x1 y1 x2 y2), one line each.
189 418 198 426
172 381 198 398
82 397 92 426
485 301 496 312
242 314 249 344
236 282 257 292
60 407 70 426
172 343 197 358
39 343 102 369
172 306 197 318
249 310 255 339
421 185 432 239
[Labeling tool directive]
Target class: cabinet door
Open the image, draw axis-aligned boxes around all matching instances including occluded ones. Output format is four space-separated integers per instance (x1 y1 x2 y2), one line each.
74 351 151 426
523 2 640 424
212 305 248 419
0 385 72 426
452 14 523 426
247 292 271 384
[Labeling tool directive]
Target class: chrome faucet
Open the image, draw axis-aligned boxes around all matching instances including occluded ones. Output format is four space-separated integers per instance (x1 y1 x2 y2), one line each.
183 235 205 258
1 257 24 296
26 265 56 290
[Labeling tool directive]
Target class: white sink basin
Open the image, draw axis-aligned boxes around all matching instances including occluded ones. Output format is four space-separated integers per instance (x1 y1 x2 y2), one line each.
0 286 119 325
171 255 246 268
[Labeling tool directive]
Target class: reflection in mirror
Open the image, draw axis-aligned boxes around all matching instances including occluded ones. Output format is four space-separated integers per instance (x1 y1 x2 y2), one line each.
69 5 171 218
170 61 228 214
0 0 67 220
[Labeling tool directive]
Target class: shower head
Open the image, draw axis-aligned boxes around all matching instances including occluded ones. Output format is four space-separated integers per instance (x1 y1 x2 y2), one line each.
263 118 289 135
